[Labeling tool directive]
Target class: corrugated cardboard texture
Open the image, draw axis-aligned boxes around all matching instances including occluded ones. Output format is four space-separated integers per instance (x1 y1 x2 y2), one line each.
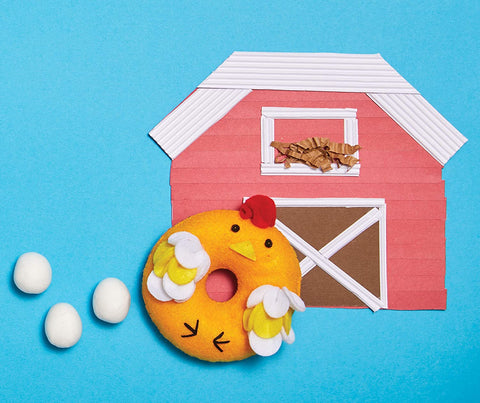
276 207 380 307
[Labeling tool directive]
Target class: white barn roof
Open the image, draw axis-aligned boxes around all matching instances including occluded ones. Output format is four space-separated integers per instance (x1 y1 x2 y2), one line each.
199 52 417 93
150 52 467 164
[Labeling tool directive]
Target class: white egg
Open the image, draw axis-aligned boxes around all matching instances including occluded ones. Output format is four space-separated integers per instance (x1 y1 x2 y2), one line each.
44 303 82 348
14 252 52 294
92 278 130 324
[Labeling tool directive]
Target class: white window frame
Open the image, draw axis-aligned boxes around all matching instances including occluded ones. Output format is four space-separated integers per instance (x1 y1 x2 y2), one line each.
272 197 387 311
261 107 360 176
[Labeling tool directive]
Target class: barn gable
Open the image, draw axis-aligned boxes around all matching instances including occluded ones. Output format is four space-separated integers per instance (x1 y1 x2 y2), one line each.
150 52 467 165
149 52 467 311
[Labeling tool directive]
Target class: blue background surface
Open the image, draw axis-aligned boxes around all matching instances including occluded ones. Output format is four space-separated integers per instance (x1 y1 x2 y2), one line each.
1 1 479 401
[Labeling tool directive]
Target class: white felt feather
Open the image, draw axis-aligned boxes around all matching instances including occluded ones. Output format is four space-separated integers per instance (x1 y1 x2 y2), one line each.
281 327 296 344
146 231 211 303
246 285 277 308
244 285 305 357
263 287 290 319
169 233 208 270
146 271 172 302
193 250 211 283
162 272 196 302
167 231 198 245
248 331 283 357
283 287 306 312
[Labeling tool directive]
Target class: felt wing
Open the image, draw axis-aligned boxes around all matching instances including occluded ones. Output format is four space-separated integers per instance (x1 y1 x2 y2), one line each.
243 285 306 357
146 231 210 303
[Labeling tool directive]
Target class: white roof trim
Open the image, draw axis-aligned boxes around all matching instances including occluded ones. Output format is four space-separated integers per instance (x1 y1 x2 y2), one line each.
368 93 468 165
199 51 418 94
149 88 251 160
150 52 466 162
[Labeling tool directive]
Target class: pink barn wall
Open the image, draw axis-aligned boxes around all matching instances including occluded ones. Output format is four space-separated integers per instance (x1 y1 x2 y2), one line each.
169 90 446 310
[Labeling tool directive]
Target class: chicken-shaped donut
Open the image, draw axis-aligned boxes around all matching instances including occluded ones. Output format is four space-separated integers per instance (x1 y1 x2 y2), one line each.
142 195 305 362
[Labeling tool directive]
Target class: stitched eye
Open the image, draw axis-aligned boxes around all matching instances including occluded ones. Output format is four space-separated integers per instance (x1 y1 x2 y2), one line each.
231 224 240 233
264 239 273 248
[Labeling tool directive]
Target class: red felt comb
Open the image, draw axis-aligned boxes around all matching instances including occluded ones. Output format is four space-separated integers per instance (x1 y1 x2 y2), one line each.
239 195 276 228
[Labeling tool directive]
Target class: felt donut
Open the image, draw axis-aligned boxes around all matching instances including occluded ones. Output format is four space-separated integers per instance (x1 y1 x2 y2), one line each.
142 195 305 362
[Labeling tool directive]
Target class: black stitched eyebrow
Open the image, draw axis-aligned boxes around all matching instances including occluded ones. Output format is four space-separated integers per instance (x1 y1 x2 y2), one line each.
213 331 230 352
181 320 199 337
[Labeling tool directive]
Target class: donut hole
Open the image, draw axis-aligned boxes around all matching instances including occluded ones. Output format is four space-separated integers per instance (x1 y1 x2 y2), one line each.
205 269 238 302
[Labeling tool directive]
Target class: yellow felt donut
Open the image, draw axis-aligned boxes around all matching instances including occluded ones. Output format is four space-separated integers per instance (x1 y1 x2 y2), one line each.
142 196 305 362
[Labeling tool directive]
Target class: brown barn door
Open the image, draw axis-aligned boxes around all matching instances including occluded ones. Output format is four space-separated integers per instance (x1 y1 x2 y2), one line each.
274 198 387 311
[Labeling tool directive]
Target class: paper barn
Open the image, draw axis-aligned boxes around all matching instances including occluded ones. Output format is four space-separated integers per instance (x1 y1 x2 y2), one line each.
149 52 467 311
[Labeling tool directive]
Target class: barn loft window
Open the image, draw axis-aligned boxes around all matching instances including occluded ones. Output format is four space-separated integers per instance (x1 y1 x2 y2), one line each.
260 107 360 176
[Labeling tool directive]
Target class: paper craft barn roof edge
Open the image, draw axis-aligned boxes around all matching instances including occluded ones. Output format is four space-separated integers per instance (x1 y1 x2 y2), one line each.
149 51 467 164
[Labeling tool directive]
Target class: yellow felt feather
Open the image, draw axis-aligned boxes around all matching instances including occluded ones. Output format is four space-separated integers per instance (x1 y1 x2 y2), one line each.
167 260 197 285
243 303 286 339
153 242 174 275
243 308 253 331
152 240 198 285
153 261 168 278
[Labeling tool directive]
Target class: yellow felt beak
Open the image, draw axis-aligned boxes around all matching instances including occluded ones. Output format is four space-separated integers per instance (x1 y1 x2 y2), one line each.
229 240 256 261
